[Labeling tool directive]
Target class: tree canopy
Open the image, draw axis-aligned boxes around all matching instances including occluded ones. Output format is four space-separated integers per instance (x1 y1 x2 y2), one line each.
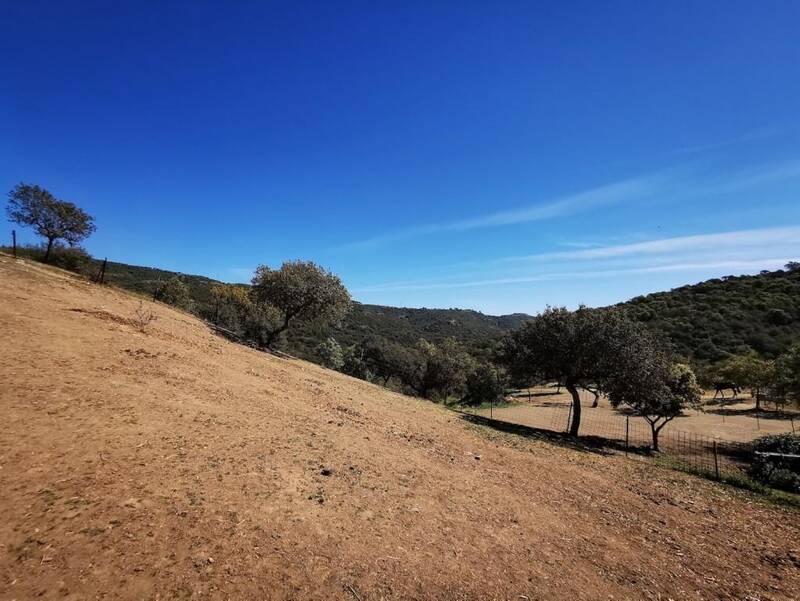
499 306 619 435
250 260 352 348
774 343 800 404
153 276 192 309
6 183 96 261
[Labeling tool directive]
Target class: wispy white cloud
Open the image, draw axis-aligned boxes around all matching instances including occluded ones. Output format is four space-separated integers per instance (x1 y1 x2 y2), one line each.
355 225 800 293
337 157 800 252
499 226 800 264
671 126 781 156
355 258 790 293
338 174 666 250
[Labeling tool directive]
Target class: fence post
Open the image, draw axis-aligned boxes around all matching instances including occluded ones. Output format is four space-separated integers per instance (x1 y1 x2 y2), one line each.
11 229 17 258
490 396 493 420
713 440 720 480
625 415 630 456
565 402 573 434
791 416 796 435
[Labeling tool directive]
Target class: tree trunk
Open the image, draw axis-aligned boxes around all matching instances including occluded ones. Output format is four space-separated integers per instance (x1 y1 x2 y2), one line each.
44 237 55 262
565 382 581 436
651 422 660 452
264 314 292 349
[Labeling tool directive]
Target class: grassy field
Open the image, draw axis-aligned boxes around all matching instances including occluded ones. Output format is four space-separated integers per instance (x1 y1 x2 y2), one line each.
1 254 798 600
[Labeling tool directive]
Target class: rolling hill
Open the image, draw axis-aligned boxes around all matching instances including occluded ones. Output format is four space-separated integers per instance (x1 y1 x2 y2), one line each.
5 246 798 364
622 266 800 362
1 254 798 600
53 254 533 358
92 257 800 364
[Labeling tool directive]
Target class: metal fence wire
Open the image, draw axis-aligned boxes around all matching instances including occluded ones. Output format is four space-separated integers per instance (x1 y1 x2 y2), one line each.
455 399 793 480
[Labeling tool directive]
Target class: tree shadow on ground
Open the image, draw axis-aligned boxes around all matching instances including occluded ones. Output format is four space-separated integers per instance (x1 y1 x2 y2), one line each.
513 400 573 408
703 405 800 422
457 412 653 458
509 390 561 398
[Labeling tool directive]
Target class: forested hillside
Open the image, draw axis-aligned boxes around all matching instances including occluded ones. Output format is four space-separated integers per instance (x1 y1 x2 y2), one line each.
622 266 800 362
7 246 797 365
89 257 798 364
38 254 530 358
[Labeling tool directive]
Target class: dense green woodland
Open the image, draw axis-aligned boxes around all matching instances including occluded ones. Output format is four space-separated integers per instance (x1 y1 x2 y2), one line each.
92 257 800 366
4 245 798 366
622 268 800 362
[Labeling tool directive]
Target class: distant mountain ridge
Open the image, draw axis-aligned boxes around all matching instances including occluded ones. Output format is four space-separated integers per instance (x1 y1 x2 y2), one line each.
88 258 532 358
621 267 800 362
52 255 800 364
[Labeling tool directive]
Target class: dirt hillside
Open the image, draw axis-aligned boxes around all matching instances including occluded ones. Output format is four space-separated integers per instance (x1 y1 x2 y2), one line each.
1 254 798 601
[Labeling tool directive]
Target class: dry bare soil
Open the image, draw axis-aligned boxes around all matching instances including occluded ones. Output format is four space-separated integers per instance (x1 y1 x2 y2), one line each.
1 255 798 601
482 388 798 443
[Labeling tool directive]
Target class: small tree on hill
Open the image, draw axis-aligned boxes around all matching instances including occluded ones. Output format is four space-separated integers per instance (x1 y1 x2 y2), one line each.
463 363 506 407
316 337 344 370
341 345 373 380
403 338 474 402
500 306 677 437
498 307 611 435
607 361 702 451
153 276 192 309
7 183 96 262
716 355 776 410
250 260 351 349
774 343 800 404
210 283 252 328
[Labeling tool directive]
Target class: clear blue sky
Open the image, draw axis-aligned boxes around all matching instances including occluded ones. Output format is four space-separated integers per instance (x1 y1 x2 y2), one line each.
3 1 800 314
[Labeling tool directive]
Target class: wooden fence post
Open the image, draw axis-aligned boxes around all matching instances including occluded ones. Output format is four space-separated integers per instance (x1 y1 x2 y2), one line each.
625 415 630 456
98 258 107 284
713 440 720 480
565 402 572 434
12 229 17 258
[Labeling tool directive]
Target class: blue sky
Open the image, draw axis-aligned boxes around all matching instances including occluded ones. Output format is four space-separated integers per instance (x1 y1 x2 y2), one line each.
2 1 799 315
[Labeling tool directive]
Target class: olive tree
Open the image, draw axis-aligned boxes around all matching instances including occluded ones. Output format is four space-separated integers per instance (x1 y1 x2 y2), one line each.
316 337 344 370
499 307 611 435
463 363 506 407
401 338 474 401
341 344 373 380
7 183 95 262
606 360 702 451
210 283 252 328
250 260 351 349
716 355 776 410
774 343 800 404
153 276 192 309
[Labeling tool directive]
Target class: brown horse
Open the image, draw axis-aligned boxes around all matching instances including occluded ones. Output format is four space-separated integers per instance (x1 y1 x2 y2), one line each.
713 382 740 398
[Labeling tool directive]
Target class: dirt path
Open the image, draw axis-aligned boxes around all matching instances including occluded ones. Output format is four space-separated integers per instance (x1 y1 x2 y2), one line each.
1 255 798 600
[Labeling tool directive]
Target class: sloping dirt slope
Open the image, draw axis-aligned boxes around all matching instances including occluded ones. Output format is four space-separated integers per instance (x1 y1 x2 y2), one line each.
0 255 798 601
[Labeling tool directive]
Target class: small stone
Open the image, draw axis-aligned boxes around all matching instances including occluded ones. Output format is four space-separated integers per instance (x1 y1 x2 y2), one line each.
320 468 332 476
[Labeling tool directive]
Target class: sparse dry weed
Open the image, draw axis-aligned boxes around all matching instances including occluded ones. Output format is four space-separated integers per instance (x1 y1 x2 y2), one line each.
132 301 157 332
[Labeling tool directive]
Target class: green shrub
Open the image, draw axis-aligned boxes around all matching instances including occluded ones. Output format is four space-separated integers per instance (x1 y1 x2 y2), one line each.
747 433 800 493
14 243 93 275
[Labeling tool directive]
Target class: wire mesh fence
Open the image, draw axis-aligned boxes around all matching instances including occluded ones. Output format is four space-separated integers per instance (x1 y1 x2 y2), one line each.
454 398 784 480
